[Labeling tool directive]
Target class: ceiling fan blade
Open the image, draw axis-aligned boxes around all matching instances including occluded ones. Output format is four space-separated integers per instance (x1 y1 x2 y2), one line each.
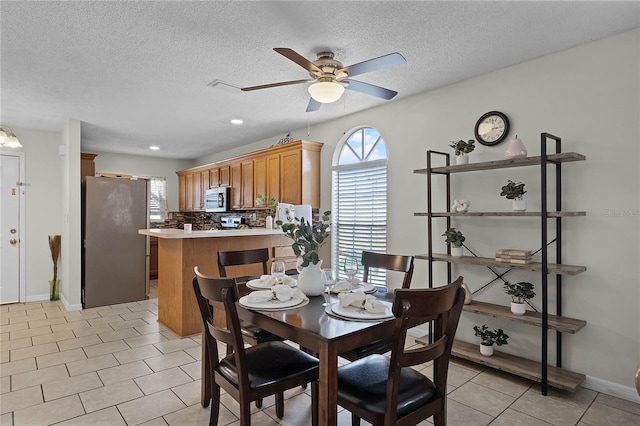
274 48 322 74
341 52 406 78
306 98 321 112
344 80 398 100
241 79 312 91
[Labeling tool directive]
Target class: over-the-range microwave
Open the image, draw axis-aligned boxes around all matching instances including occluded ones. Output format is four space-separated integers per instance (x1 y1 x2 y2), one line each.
205 187 231 212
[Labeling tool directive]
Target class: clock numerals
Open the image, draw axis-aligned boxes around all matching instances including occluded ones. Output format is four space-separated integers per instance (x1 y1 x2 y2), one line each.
475 111 510 146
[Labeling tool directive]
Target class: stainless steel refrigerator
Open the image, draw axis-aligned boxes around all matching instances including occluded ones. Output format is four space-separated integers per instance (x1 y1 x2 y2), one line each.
82 176 149 308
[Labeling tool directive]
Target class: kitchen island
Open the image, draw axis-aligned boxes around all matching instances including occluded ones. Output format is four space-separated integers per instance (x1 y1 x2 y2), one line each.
138 228 290 337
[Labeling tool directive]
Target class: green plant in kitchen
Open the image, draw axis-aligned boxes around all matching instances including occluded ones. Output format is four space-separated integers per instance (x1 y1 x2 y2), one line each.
277 211 331 267
442 228 465 247
449 139 476 156
48 235 61 301
504 281 535 304
255 193 266 207
255 194 278 215
500 180 526 200
473 324 509 347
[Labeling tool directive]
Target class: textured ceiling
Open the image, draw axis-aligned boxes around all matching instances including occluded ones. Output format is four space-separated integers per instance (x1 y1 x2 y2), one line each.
1 1 638 160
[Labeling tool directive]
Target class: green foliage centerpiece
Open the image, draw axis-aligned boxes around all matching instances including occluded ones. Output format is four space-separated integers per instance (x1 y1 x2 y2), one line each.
277 211 331 267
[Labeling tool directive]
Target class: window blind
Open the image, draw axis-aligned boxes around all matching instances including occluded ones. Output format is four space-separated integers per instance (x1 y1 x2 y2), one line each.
332 162 387 286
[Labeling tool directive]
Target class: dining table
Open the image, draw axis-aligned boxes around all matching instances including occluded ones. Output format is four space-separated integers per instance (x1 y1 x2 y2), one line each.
200 286 396 426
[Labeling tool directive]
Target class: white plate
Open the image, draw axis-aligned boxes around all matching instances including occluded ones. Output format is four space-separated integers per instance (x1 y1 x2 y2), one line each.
330 281 377 294
246 278 297 290
239 294 305 310
331 301 393 320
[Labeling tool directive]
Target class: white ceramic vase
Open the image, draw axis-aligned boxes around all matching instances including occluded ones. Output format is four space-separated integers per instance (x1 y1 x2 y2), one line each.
512 199 527 211
455 154 469 165
450 246 463 258
297 260 324 296
505 136 528 159
480 344 494 357
265 216 273 229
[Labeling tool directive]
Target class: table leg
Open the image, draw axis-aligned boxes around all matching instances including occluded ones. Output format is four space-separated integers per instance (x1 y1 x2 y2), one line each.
201 329 210 407
318 343 338 426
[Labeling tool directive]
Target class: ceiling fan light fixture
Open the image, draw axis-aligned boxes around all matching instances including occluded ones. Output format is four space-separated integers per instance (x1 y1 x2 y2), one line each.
308 81 344 104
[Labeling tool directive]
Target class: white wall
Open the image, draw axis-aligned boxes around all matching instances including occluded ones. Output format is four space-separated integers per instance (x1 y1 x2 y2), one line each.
194 30 640 396
92 152 192 212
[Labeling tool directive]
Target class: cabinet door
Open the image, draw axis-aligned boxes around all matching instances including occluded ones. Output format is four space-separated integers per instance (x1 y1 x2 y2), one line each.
185 174 194 211
230 163 242 209
254 156 267 201
191 172 202 211
178 175 187 211
200 170 210 210
241 160 254 208
280 149 302 205
219 165 231 187
210 168 220 187
266 154 281 202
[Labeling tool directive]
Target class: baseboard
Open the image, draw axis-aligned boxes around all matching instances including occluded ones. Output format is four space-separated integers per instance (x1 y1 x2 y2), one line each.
582 375 640 404
60 294 82 312
25 293 50 302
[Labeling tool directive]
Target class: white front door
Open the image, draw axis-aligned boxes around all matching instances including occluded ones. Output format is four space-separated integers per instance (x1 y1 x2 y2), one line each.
0 153 23 304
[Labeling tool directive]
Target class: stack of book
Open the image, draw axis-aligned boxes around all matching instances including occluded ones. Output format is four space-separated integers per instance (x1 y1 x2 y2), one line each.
495 249 532 264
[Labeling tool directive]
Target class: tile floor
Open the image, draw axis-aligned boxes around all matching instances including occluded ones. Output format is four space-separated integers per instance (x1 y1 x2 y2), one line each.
1 283 639 425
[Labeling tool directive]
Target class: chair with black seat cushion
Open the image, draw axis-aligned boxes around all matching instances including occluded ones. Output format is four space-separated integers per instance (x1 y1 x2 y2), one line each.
337 277 465 426
216 248 283 347
339 251 415 362
193 269 319 426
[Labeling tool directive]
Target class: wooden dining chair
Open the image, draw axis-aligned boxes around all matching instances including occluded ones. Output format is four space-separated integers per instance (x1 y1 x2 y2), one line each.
340 251 415 362
217 247 270 285
193 269 319 426
336 278 465 426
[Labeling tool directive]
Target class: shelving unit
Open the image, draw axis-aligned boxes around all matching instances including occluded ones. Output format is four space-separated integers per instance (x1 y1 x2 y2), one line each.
414 133 587 394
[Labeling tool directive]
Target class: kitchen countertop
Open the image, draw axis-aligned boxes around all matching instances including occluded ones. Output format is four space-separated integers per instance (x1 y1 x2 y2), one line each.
138 228 285 239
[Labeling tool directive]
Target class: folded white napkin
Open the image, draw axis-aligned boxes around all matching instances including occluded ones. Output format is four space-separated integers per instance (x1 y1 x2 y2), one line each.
338 291 387 314
244 285 308 304
331 280 354 293
258 275 296 286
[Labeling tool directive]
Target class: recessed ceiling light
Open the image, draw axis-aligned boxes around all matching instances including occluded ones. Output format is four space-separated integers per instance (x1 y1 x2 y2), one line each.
149 146 160 150
230 119 243 125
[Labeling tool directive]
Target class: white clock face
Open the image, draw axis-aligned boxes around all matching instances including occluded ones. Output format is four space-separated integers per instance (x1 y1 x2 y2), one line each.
478 116 505 142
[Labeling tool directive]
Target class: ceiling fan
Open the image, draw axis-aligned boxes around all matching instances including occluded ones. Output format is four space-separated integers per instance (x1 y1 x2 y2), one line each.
241 48 406 112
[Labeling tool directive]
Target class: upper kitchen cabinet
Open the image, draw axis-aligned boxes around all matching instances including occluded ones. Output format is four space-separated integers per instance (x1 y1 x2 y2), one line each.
81 153 97 179
176 140 322 211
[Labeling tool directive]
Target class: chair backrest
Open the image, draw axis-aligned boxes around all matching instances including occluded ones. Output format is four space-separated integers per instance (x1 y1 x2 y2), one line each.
384 276 465 423
361 251 415 289
217 247 270 280
192 266 249 381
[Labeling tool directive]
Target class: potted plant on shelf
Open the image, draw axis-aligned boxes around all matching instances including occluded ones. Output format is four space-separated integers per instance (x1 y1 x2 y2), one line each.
277 211 331 296
500 179 527 211
504 281 535 315
442 228 465 257
449 139 475 165
255 194 278 228
473 324 509 357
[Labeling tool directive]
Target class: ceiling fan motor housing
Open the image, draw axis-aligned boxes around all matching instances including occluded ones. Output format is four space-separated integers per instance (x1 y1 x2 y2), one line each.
310 52 347 80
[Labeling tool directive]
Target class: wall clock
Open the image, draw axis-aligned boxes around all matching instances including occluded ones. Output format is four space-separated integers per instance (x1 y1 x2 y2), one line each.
474 111 510 146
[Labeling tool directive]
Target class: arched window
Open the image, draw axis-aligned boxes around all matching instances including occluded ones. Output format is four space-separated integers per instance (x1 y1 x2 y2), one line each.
331 127 388 286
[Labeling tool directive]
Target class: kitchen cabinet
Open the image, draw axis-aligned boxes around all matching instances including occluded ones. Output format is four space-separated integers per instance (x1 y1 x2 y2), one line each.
178 175 186 211
176 140 322 211
81 153 97 179
414 133 587 394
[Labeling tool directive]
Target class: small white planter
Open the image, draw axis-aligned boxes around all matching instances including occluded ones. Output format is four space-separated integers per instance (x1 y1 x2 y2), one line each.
455 154 469 165
480 344 494 357
510 302 526 315
512 199 527 211
450 246 463 258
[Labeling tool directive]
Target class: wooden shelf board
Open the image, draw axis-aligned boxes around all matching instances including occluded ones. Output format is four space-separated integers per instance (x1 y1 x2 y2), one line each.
417 339 585 392
463 301 586 334
414 211 586 217
415 253 586 276
413 152 586 175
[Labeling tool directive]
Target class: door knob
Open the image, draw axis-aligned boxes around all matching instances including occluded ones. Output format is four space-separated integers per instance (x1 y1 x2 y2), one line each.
9 239 18 245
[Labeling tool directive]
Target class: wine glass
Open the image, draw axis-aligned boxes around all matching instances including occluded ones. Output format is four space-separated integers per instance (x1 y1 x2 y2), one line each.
321 268 335 306
271 260 285 285
344 258 358 288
